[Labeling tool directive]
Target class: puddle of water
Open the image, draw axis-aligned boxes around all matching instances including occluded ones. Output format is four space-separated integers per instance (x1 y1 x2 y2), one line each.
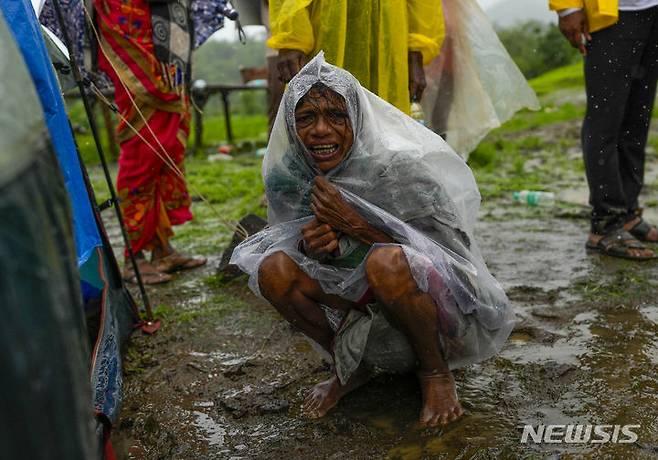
189 351 209 358
192 410 226 447
194 401 215 408
509 331 533 343
220 357 251 367
640 305 658 324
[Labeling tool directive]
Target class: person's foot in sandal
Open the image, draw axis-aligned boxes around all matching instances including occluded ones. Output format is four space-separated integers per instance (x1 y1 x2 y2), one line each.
122 257 173 285
151 251 207 274
624 212 658 243
586 228 656 261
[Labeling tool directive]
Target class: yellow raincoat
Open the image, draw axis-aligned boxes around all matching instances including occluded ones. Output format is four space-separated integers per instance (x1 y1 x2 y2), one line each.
267 0 445 114
549 0 619 32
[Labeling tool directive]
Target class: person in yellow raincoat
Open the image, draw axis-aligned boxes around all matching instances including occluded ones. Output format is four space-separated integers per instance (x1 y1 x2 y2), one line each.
550 0 619 46
550 0 658 260
267 0 445 114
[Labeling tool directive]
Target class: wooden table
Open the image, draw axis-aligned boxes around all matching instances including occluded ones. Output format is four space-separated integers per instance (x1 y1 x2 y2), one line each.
191 82 268 151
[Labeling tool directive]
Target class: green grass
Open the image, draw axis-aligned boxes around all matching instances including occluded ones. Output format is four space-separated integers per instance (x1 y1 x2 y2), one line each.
529 62 584 97
495 103 585 134
172 156 266 253
152 290 252 324
86 154 265 254
191 114 268 149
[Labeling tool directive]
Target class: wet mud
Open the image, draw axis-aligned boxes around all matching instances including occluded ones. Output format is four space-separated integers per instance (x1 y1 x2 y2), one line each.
104 136 658 460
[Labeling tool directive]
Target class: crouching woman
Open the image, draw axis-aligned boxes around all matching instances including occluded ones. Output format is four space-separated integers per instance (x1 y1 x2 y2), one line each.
231 53 514 427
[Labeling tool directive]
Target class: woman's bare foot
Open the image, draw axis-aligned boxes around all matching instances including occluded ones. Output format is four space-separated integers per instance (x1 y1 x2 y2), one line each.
417 371 464 427
302 370 370 419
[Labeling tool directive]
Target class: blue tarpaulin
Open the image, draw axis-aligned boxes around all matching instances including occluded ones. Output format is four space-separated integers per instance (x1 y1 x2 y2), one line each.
1 0 101 266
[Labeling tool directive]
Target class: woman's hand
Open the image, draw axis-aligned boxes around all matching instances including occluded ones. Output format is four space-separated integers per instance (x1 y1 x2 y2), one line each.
558 10 591 56
301 218 339 260
277 49 306 83
311 177 365 234
408 50 426 102
311 177 394 245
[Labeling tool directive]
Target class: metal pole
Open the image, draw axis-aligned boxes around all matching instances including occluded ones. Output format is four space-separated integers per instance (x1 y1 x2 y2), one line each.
99 102 119 160
51 0 154 322
193 102 204 153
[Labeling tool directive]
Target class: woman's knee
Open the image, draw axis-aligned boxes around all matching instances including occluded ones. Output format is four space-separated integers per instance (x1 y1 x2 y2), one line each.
258 251 300 301
365 246 411 295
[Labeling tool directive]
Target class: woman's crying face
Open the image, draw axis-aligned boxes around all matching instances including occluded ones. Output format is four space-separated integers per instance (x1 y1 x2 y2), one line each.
295 84 354 173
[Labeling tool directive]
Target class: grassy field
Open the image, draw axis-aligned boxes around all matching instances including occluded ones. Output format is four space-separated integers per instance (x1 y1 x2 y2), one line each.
528 62 584 97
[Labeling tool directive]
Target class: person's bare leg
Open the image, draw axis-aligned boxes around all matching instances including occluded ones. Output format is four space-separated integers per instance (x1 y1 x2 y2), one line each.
151 240 174 260
150 235 206 272
365 246 464 427
258 251 370 417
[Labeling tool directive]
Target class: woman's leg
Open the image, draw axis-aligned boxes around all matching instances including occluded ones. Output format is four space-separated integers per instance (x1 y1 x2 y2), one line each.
365 246 464 427
258 251 353 351
258 251 369 417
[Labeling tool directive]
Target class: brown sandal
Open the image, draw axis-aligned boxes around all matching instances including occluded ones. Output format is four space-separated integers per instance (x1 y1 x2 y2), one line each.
152 252 207 274
624 211 658 243
586 228 656 261
122 259 172 285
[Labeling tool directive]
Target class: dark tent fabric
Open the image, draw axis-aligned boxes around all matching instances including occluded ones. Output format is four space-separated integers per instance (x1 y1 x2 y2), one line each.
1 0 140 452
0 10 98 460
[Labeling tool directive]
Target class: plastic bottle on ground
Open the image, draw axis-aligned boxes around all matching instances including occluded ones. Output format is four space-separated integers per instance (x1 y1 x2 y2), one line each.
512 190 555 206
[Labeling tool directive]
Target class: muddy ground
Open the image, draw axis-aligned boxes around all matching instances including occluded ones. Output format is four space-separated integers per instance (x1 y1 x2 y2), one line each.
102 106 658 459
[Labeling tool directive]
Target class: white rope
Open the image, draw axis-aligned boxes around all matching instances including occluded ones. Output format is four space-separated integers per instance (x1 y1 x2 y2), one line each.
83 5 249 240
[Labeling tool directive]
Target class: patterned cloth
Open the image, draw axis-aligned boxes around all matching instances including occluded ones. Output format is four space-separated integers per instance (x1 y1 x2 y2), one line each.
40 0 226 67
95 0 192 255
150 0 192 88
191 0 228 48
40 0 86 69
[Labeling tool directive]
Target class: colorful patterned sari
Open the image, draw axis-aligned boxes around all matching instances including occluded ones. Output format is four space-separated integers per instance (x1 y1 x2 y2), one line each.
94 0 192 255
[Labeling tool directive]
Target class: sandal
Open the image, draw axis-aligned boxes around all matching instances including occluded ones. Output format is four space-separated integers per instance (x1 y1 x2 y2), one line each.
122 259 173 285
586 228 656 261
624 210 658 243
152 252 207 274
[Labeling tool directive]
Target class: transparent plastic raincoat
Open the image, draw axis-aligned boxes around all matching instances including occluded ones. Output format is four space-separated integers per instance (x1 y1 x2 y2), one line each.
422 0 540 158
231 54 515 383
267 0 445 114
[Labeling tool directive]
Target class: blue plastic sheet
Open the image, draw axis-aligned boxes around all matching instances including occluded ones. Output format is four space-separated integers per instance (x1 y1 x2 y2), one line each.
1 0 101 266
